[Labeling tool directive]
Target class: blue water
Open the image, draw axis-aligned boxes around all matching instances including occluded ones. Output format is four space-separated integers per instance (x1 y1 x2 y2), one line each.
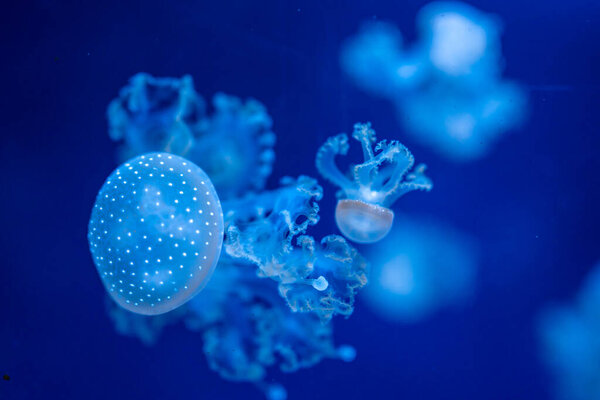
2 1 600 399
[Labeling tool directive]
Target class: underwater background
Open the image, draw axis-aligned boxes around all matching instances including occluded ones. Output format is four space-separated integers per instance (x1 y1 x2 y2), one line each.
2 0 600 399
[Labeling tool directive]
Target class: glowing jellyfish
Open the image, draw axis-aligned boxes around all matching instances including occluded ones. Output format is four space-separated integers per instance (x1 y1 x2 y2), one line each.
316 122 432 243
107 73 204 160
538 261 600 400
104 176 366 400
399 80 526 160
417 1 502 85
362 215 477 322
340 22 424 97
88 153 224 315
340 2 526 161
107 74 276 199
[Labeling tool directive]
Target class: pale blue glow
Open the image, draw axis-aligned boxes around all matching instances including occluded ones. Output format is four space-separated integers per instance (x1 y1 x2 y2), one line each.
88 153 224 315
362 216 477 322
340 2 526 161
107 73 275 198
538 261 600 400
107 74 203 159
399 80 526 160
316 122 432 243
103 174 368 399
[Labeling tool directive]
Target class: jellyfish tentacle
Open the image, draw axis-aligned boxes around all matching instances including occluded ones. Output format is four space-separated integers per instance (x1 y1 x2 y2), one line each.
315 133 354 193
384 163 433 206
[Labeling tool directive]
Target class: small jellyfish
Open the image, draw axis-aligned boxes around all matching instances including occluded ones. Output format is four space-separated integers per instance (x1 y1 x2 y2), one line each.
88 153 224 315
316 122 432 243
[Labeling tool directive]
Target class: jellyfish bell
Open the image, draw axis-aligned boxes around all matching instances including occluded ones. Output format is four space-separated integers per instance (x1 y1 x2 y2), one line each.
335 199 394 243
88 152 224 315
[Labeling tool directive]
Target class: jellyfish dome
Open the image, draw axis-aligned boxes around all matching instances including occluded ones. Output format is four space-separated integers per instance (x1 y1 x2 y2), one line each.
417 2 502 84
88 153 224 315
316 122 432 243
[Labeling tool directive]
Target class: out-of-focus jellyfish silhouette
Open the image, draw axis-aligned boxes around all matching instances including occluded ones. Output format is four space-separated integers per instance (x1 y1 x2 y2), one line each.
99 73 371 399
400 81 526 160
88 153 224 315
104 176 368 399
340 2 526 161
316 122 432 244
538 261 600 400
108 73 275 198
107 74 204 159
362 215 477 322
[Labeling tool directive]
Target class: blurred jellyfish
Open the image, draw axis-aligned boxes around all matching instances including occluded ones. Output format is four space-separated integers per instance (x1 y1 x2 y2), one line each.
362 215 477 322
107 73 204 160
103 174 368 400
399 80 526 160
88 153 224 315
107 73 276 198
417 1 503 85
538 261 600 400
340 2 526 161
340 22 425 97
316 122 432 244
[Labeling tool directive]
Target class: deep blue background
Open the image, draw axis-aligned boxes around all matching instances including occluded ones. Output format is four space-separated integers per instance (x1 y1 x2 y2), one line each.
2 0 599 399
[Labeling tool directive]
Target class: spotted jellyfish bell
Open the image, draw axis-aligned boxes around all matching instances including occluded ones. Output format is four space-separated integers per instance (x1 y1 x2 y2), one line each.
316 122 432 244
88 153 224 315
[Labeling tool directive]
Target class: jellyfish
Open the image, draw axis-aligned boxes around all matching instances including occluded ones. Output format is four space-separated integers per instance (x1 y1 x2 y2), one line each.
398 80 526 160
107 73 205 160
340 2 526 161
107 74 276 199
104 176 367 400
538 261 600 400
362 215 477 322
99 73 369 400
417 1 503 86
316 122 432 244
340 21 425 97
88 153 224 315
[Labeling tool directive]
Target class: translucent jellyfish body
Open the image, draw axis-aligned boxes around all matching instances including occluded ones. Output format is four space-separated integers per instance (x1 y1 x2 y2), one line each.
88 153 224 315
417 2 503 85
538 261 600 400
362 216 477 322
107 73 204 159
107 73 275 199
399 80 526 160
104 176 367 400
316 122 432 243
340 2 526 161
